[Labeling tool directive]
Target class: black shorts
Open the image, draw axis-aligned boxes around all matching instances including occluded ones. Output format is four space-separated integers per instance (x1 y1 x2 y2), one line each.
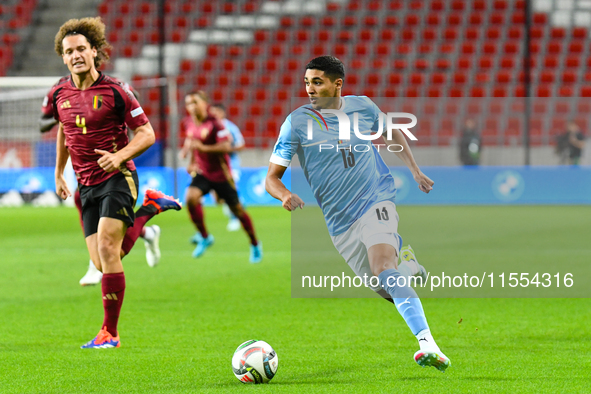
190 174 240 206
79 170 139 237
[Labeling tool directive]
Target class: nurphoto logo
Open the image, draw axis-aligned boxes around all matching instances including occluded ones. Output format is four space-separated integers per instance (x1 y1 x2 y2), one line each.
305 110 418 152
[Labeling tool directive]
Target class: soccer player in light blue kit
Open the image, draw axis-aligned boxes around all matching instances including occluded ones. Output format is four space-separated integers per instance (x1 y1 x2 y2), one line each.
265 56 450 371
210 103 245 232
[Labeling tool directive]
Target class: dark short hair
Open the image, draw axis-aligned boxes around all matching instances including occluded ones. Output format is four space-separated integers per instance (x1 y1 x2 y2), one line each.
305 56 345 82
211 103 226 111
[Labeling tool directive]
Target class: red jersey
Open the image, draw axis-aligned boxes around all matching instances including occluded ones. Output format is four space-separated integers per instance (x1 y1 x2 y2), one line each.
183 114 232 183
42 75 136 118
48 73 149 186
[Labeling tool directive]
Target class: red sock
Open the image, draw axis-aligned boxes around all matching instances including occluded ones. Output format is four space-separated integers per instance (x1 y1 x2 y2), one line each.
102 272 126 337
74 189 84 232
189 204 209 238
121 207 156 255
238 212 258 246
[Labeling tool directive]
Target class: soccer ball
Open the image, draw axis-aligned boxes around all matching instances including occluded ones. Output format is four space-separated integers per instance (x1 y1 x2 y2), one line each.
232 340 278 384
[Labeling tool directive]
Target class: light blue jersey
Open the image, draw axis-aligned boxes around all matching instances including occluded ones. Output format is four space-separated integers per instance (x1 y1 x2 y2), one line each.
270 96 397 236
223 118 244 170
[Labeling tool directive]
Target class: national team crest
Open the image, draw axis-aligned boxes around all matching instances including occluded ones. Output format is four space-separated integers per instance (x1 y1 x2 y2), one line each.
92 95 103 110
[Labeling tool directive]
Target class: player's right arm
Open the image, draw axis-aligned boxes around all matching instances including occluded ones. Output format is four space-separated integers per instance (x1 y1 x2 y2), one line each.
389 127 434 194
265 114 304 211
266 163 304 211
55 122 71 200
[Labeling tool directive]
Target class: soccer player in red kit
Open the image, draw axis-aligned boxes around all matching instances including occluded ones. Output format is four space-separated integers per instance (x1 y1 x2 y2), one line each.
180 91 262 263
51 17 180 348
41 77 170 285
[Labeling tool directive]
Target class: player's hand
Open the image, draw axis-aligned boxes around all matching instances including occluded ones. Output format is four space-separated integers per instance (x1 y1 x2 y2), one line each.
413 171 434 194
95 149 123 173
55 175 71 200
193 140 206 152
282 193 305 211
179 148 188 159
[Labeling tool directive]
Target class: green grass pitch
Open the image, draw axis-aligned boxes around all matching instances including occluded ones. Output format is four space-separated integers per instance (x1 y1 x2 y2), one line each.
0 205 589 393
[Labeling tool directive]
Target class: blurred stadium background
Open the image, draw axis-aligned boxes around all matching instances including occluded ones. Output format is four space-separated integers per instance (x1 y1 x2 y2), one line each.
0 0 590 205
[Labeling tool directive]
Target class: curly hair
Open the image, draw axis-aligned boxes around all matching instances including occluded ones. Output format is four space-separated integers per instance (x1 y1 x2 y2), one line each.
54 17 111 69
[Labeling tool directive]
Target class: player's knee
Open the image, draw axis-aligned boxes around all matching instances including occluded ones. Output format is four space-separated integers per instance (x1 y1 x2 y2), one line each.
97 236 119 262
369 255 397 276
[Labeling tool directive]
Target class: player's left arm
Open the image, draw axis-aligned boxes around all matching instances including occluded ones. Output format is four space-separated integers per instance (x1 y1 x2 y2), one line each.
390 127 434 194
96 122 155 172
192 139 233 154
192 126 233 154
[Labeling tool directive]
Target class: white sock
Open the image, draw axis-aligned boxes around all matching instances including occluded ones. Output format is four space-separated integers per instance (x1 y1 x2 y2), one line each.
143 226 155 242
88 260 100 273
416 329 440 352
222 204 233 219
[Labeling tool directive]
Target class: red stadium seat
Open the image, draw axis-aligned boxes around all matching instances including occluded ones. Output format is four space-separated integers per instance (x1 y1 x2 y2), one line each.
565 56 580 68
569 41 584 53
381 29 395 41
537 85 551 97
544 56 559 68
489 12 504 25
436 59 450 69
431 0 444 10
483 42 497 54
493 87 506 97
465 28 479 40
385 16 399 26
479 56 494 69
457 58 471 69
393 59 407 69
447 13 462 25
451 0 465 10
547 41 562 54
443 28 458 40
496 71 512 83
558 85 574 97
469 13 483 25
358 29 373 41
426 13 440 25
363 16 378 26
512 12 525 24
453 72 467 84
423 28 437 41
431 73 446 84
539 70 555 83
533 13 547 24
321 16 335 27
508 27 522 39
355 44 368 56
504 41 519 54
388 73 403 85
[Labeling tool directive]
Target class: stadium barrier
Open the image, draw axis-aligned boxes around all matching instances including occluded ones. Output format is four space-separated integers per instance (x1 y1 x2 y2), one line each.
1 166 590 205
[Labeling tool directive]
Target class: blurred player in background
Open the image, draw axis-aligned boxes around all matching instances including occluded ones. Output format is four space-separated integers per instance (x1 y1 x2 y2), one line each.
41 78 164 286
556 121 585 165
52 17 181 348
180 91 262 263
266 56 450 371
209 103 245 232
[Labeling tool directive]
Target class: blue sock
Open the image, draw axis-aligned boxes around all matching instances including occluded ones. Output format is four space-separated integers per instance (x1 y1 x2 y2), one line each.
378 268 429 335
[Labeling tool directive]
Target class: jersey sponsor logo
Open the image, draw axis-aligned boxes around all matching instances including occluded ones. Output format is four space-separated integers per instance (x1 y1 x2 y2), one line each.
60 100 71 109
92 95 103 110
130 107 144 118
